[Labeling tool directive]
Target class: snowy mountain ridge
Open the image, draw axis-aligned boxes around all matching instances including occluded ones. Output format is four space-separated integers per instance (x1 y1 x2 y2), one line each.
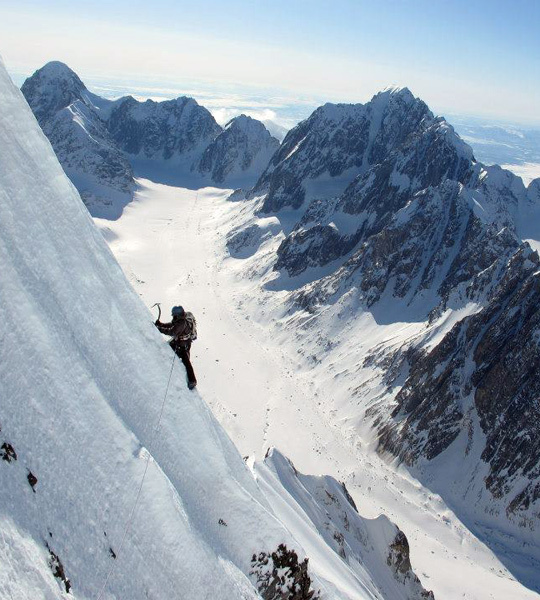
13 56 540 598
2 60 433 599
249 87 432 213
224 84 540 590
21 61 280 214
21 61 135 218
197 114 280 187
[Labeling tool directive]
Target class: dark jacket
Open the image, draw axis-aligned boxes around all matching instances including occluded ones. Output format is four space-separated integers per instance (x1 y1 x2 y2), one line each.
156 316 197 385
155 316 192 343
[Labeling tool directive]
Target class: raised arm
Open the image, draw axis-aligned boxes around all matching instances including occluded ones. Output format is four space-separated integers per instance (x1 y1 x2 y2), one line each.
155 320 175 335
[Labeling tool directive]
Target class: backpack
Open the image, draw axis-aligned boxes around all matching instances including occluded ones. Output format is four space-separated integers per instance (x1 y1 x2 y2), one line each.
185 312 197 341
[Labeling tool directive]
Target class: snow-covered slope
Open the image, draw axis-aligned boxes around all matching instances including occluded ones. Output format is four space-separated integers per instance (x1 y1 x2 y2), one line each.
254 450 433 600
21 62 135 218
2 55 274 600
1 61 434 600
92 175 540 599
196 114 279 188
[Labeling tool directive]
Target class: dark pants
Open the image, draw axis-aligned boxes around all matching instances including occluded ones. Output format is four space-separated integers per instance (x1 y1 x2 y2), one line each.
170 340 197 385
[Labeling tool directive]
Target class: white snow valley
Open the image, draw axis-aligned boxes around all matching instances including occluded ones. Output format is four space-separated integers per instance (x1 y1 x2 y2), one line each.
0 58 438 600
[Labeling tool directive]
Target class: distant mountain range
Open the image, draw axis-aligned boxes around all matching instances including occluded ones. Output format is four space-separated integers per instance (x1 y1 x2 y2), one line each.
18 60 540 589
21 61 279 216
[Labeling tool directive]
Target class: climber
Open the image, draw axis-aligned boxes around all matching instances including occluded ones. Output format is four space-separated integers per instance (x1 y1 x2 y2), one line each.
155 305 198 390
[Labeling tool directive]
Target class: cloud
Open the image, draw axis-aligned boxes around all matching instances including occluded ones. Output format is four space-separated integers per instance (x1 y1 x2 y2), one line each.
211 107 279 126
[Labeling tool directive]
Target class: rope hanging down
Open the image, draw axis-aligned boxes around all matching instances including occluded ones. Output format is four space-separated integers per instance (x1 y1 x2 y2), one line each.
95 351 176 600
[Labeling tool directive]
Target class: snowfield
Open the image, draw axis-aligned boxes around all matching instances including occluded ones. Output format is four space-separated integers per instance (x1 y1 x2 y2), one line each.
95 177 540 599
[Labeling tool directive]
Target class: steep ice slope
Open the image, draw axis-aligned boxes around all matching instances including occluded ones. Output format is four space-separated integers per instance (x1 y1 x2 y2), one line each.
21 62 134 217
1 62 433 600
1 56 275 600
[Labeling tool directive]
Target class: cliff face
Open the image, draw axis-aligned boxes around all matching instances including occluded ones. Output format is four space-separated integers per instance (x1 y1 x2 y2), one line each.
196 114 279 187
250 88 432 213
378 244 540 520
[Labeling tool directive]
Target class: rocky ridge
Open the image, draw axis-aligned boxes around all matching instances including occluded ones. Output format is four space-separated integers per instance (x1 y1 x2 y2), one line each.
197 114 280 186
21 61 134 217
21 62 279 214
254 449 434 600
231 86 540 537
250 88 432 213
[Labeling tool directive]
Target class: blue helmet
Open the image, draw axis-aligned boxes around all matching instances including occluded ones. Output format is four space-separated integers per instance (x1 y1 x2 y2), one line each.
171 305 185 317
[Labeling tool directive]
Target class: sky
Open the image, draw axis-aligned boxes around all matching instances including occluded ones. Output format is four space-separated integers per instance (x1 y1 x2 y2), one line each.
1 0 539 126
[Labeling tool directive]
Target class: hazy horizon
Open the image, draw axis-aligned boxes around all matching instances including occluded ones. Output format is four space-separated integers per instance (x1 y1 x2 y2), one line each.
8 62 540 133
1 0 539 127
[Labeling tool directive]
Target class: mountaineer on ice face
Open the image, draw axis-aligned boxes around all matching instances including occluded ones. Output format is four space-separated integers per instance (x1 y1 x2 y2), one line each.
155 305 198 389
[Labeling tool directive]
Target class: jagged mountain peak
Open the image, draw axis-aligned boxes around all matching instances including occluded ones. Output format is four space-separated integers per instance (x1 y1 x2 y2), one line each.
22 61 279 195
251 86 434 212
228 79 540 559
107 92 222 172
196 113 279 186
377 85 416 102
21 62 134 216
312 87 421 122
21 61 93 122
225 113 251 127
35 60 80 79
117 94 207 118
146 95 198 107
529 177 540 194
224 113 272 134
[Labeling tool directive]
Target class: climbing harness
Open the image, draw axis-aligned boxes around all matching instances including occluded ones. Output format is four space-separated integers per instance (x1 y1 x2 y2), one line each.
95 351 176 600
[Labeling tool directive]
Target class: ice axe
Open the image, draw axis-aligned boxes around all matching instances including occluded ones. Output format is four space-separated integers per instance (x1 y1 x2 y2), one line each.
151 302 162 322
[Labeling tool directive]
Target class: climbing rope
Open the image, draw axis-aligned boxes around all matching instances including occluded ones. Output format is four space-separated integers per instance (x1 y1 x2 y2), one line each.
95 351 176 600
